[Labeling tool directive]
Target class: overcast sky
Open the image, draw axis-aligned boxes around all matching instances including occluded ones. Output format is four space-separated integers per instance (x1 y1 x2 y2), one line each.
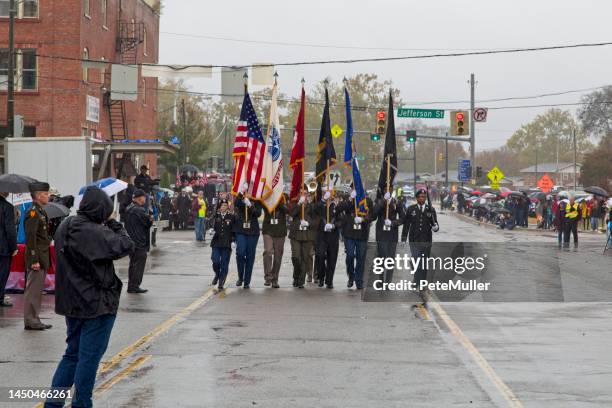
159 0 610 151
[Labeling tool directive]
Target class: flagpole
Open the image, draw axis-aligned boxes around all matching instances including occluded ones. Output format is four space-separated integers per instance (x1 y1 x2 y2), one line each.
386 154 391 219
243 71 249 225
300 78 305 221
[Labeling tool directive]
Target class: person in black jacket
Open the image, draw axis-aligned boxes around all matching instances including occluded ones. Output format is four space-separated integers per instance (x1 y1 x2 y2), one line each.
314 188 342 289
374 191 404 284
124 189 153 294
46 186 134 408
0 192 17 307
210 199 235 290
261 198 288 288
233 184 262 289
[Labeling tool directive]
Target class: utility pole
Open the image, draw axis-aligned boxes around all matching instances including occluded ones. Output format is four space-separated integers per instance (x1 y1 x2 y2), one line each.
223 115 228 173
445 133 449 188
181 99 187 165
433 142 437 175
412 140 417 192
469 73 475 170
535 135 539 189
6 0 15 139
573 127 577 191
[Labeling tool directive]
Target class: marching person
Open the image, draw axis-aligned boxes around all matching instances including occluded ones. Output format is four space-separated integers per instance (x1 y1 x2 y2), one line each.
374 191 404 284
288 189 316 288
262 196 288 288
314 187 341 289
192 190 208 242
233 184 262 289
0 191 18 307
563 194 581 248
305 188 319 284
124 189 153 294
23 181 52 330
45 186 134 408
337 189 374 290
401 189 439 295
210 199 235 291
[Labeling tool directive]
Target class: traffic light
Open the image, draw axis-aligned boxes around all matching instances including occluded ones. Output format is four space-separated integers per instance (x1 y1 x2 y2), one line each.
376 111 386 136
207 157 214 169
370 133 381 142
438 153 445 161
476 166 483 178
406 130 417 143
450 110 470 136
217 157 225 172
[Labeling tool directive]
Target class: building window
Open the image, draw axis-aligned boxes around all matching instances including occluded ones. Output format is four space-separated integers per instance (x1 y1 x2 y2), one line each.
83 0 90 16
131 18 136 38
0 0 39 18
23 0 38 17
101 0 107 28
83 48 89 81
0 49 37 91
143 27 148 56
141 78 146 105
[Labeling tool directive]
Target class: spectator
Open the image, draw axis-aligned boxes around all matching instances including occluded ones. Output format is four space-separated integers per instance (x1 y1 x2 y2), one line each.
0 192 17 307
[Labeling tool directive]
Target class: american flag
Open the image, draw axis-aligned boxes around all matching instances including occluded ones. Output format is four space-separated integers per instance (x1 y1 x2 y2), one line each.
232 92 266 198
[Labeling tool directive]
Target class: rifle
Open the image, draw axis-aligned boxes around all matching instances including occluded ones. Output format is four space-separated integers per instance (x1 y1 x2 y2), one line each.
425 182 439 230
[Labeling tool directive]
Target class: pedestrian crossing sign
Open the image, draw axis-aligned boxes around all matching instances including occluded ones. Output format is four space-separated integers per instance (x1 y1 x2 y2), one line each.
487 166 505 184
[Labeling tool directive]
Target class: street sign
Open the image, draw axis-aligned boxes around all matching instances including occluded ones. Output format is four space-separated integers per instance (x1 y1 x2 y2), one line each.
537 173 554 193
458 159 472 182
473 107 488 122
326 170 342 188
397 108 445 119
331 124 343 138
487 166 505 185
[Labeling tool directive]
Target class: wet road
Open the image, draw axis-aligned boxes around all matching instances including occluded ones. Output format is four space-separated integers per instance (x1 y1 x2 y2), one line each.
0 212 610 407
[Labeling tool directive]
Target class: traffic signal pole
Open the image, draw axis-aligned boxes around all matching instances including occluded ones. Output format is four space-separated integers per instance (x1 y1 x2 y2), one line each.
6 0 15 139
470 73 476 173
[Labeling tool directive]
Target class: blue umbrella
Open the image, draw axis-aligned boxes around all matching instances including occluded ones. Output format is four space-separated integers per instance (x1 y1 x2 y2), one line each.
78 177 128 196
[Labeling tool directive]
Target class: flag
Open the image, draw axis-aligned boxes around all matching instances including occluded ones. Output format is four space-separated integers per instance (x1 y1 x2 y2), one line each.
343 87 354 167
261 82 284 211
377 90 398 199
315 88 336 188
289 85 306 202
231 92 266 198
352 157 368 215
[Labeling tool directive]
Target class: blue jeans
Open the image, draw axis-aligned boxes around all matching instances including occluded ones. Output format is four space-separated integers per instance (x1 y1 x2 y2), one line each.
45 314 116 408
235 233 259 285
194 217 206 241
211 247 231 287
591 216 599 231
344 238 367 287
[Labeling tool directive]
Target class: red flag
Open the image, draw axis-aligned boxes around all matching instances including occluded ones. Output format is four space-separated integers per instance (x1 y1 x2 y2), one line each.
289 86 305 202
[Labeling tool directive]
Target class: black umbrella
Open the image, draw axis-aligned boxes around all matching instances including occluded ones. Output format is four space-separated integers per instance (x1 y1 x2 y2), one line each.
44 202 70 219
584 186 609 197
180 164 200 174
0 174 38 193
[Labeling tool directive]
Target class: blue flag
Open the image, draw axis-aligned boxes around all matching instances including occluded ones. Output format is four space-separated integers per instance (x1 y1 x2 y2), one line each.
343 87 354 167
352 157 368 216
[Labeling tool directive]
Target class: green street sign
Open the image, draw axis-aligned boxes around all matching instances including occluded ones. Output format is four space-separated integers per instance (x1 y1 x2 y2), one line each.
397 108 445 119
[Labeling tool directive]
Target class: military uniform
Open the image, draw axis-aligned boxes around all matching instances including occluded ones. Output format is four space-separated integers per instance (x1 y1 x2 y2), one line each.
313 199 342 288
210 210 235 289
24 202 51 329
401 201 438 288
262 203 288 287
233 194 262 288
288 200 316 288
374 197 404 283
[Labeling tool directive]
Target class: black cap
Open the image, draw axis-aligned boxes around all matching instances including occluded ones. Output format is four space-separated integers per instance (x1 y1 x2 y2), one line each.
133 189 146 198
416 188 427 197
29 181 50 193
219 198 229 205
140 165 148 171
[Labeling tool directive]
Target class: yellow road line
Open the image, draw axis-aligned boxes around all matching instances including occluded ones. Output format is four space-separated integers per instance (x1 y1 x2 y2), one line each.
428 300 523 408
415 303 431 320
94 355 152 396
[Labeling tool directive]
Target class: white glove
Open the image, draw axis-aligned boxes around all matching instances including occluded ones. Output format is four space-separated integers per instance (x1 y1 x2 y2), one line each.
231 242 237 250
324 223 334 231
300 219 309 228
323 191 331 201
432 223 440 232
243 198 252 207
350 190 357 199
241 182 249 193
354 216 363 224
208 228 214 235
384 192 391 201
384 219 392 226
298 195 306 205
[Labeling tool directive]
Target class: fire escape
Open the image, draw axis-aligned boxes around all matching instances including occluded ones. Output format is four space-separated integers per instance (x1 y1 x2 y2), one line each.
105 20 144 141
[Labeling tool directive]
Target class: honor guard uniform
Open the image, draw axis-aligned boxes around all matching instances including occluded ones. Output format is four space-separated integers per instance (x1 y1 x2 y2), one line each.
24 181 52 330
262 199 288 288
305 190 320 284
337 192 375 290
401 189 439 290
313 189 342 288
374 192 405 283
210 199 235 290
288 192 317 288
233 189 262 289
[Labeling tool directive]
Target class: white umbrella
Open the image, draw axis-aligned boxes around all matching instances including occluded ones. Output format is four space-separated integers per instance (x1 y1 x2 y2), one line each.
74 177 128 209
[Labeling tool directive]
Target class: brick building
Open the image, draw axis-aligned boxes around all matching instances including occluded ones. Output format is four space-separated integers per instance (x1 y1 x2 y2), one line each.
0 0 161 174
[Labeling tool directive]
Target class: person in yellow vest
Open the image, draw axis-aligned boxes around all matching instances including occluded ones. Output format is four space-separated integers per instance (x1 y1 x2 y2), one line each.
580 200 589 230
192 190 207 242
562 195 581 248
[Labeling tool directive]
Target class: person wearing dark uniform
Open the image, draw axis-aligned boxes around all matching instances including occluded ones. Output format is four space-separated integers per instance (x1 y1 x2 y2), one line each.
233 186 262 289
262 198 288 288
0 192 18 307
24 181 52 330
337 191 375 290
288 190 316 288
210 199 235 290
314 188 341 288
124 189 153 294
401 189 439 291
305 189 320 284
374 191 404 284
134 165 153 194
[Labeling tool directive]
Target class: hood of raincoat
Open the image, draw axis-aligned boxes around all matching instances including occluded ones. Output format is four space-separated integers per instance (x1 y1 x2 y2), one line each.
77 186 113 223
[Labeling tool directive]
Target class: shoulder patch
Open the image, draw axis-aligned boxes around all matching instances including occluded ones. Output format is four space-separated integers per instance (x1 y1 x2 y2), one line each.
30 210 36 218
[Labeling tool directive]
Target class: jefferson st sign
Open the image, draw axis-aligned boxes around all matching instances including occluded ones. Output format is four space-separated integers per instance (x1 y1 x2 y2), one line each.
397 108 445 119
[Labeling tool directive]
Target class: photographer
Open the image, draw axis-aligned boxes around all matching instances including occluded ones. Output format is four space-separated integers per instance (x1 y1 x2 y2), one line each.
45 186 134 408
134 165 154 194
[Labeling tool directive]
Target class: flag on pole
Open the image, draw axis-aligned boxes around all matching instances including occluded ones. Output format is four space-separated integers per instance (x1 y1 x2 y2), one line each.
352 157 368 215
377 90 398 198
231 92 266 198
343 86 354 167
315 88 336 187
289 85 306 202
261 81 284 211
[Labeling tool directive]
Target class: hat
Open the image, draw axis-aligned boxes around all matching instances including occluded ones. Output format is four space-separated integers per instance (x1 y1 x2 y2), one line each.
140 165 148 171
219 198 229 205
415 188 427 197
29 181 50 193
133 189 146 198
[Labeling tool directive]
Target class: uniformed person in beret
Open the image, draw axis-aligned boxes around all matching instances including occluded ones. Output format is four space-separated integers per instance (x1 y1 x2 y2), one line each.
374 190 405 284
24 181 52 330
401 188 439 292
210 199 235 291
288 188 317 289
233 183 262 289
313 186 342 289
261 195 288 288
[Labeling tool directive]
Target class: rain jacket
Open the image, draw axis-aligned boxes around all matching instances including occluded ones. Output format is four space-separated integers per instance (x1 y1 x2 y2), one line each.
54 187 134 318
